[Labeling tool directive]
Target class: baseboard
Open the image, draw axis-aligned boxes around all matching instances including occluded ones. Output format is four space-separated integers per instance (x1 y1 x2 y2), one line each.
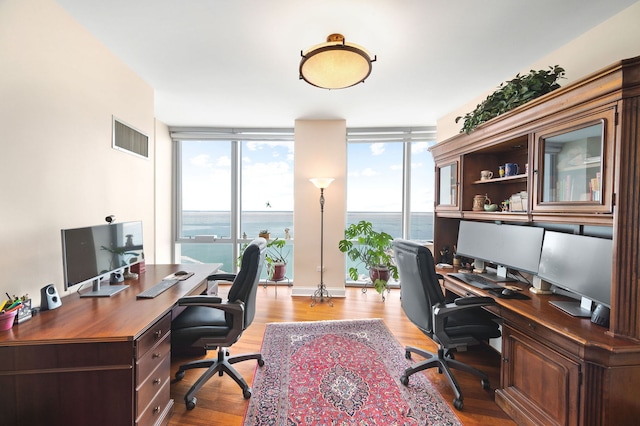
290 287 346 298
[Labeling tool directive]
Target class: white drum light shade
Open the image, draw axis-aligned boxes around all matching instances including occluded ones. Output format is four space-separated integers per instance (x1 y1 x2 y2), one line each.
300 34 376 89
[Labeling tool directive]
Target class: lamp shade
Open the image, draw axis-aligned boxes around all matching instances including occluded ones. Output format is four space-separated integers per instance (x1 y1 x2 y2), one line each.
300 34 375 89
310 178 334 189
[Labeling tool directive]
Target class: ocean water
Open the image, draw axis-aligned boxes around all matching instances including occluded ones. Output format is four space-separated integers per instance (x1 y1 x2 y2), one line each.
179 211 433 280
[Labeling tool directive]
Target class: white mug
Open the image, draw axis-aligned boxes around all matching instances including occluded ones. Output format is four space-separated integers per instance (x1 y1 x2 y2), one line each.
480 170 493 180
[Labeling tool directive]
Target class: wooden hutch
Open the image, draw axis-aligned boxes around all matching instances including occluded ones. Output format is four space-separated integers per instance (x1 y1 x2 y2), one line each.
430 56 640 425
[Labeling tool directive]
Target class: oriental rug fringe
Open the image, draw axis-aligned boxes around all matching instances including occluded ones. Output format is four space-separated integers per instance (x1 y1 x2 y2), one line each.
243 319 461 425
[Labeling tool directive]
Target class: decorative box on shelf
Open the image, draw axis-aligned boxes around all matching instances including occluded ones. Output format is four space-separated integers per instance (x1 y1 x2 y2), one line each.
509 191 528 212
14 299 32 324
131 261 146 274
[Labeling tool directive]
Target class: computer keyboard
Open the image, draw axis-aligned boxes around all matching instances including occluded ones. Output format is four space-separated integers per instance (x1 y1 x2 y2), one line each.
448 273 503 290
136 279 180 299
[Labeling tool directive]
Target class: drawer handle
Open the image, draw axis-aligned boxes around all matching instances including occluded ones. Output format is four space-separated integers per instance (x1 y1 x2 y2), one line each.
503 357 509 363
152 352 162 359
153 378 162 385
153 406 161 414
528 323 536 331
154 330 163 339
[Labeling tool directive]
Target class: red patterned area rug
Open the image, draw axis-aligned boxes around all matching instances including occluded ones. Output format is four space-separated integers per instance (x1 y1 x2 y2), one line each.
243 319 461 425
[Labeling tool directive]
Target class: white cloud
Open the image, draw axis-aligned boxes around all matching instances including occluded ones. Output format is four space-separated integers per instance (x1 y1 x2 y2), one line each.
216 155 231 167
191 154 211 167
361 168 377 177
370 143 385 156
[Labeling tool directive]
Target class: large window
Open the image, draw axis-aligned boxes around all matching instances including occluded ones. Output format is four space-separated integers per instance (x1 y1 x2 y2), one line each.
171 127 435 283
345 128 436 283
173 128 294 277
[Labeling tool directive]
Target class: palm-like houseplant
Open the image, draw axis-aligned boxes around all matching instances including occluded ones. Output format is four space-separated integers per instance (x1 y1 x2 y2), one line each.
338 220 398 296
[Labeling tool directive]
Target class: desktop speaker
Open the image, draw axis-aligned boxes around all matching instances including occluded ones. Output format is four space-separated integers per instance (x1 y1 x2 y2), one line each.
40 284 62 310
110 272 124 284
591 303 610 327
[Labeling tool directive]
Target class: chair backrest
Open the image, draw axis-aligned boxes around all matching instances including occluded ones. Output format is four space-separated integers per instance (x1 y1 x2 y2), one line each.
392 238 446 335
227 237 267 328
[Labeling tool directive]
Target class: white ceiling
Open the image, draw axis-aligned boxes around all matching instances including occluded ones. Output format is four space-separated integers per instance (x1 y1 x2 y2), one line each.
56 0 637 129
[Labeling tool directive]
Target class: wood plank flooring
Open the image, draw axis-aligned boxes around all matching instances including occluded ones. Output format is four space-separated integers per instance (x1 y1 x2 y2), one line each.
169 285 516 426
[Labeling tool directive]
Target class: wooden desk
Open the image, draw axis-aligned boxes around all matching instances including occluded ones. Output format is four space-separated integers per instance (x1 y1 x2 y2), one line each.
0 263 221 426
443 274 640 426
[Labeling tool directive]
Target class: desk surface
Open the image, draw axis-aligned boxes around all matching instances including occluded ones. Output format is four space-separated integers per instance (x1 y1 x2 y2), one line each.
442 272 640 363
0 263 221 345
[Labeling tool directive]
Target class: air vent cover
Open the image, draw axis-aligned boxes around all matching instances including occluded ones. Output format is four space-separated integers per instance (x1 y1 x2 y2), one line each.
112 117 149 158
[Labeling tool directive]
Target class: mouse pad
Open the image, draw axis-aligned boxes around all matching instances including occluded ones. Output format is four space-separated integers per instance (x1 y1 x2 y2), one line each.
488 289 531 300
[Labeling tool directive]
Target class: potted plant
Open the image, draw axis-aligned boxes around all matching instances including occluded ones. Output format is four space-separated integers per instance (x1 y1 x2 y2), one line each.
265 238 289 281
258 229 270 239
338 220 398 297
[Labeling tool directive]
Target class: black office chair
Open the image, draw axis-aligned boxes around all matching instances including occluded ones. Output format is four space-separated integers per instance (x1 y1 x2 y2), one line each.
172 237 267 410
392 238 501 410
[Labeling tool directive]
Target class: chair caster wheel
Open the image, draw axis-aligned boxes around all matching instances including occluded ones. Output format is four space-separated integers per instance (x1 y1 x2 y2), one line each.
175 370 185 381
481 378 490 390
405 350 411 359
453 398 464 410
400 375 409 386
243 388 252 399
258 358 265 367
186 397 197 410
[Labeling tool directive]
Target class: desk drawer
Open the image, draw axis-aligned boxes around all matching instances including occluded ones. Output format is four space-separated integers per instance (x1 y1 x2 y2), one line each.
137 355 171 416
136 332 171 386
136 379 172 426
137 313 171 358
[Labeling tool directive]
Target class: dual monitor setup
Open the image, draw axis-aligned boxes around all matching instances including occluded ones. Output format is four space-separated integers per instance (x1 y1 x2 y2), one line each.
61 220 144 297
455 220 613 324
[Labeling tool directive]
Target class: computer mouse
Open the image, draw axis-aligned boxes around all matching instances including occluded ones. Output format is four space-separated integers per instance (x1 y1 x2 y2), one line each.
174 270 188 276
501 288 516 296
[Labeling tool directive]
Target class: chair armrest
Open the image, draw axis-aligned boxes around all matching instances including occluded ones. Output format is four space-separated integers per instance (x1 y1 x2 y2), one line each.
454 296 495 306
177 295 223 306
177 295 246 329
432 296 499 350
176 296 246 346
177 295 245 317
434 296 496 317
207 273 236 282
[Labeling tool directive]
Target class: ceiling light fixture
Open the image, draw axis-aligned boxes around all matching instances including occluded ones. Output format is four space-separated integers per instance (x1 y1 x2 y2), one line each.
299 34 376 90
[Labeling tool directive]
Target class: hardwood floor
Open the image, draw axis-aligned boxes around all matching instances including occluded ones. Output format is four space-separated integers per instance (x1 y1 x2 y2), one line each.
169 285 516 425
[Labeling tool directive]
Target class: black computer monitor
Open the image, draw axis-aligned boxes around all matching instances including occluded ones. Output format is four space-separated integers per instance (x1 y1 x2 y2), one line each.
537 230 612 317
456 221 544 281
62 221 144 297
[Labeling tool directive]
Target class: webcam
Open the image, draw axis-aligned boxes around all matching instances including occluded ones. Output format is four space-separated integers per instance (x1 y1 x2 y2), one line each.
105 215 115 224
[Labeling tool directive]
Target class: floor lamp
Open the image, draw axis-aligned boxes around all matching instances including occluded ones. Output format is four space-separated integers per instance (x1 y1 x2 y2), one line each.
309 178 334 307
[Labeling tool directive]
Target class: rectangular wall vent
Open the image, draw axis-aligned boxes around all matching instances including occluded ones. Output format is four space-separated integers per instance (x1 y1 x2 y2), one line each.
112 117 149 158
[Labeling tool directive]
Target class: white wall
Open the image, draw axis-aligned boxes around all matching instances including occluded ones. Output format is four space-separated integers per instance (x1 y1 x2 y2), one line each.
437 1 640 141
292 120 347 297
0 0 158 305
154 119 174 264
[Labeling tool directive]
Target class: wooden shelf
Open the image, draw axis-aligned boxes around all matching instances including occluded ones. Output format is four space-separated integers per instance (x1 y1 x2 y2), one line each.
473 174 527 184
462 211 530 222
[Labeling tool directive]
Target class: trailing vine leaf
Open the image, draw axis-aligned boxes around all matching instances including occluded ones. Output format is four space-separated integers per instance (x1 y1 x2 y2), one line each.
456 65 566 134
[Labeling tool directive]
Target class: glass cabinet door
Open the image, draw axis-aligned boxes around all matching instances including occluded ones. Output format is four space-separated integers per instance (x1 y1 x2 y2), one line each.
534 109 615 213
436 161 459 210
542 123 602 202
